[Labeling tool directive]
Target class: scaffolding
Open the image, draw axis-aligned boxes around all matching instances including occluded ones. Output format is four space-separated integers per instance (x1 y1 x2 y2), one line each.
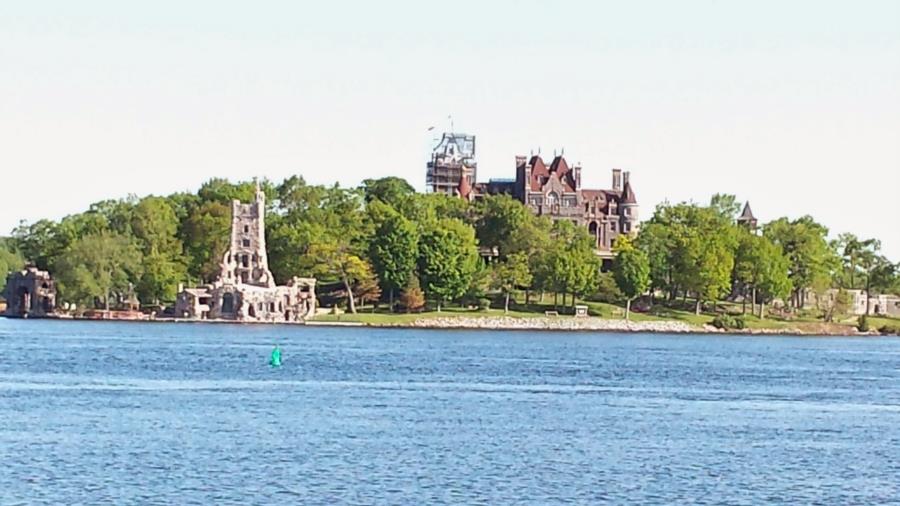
426 132 477 195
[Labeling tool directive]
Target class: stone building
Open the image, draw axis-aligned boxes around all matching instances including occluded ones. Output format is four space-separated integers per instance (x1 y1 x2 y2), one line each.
2 266 56 318
426 132 477 195
174 184 316 322
457 152 639 256
803 288 900 317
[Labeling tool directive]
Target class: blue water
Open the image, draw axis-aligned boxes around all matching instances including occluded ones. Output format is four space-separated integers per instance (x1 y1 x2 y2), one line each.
1 319 899 504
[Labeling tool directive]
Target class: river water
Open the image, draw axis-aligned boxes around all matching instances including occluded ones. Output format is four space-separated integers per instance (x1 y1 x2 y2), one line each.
1 319 899 504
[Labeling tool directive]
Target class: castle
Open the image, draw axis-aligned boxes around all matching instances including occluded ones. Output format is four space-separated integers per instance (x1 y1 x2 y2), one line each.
174 184 316 322
2 266 56 318
427 133 639 256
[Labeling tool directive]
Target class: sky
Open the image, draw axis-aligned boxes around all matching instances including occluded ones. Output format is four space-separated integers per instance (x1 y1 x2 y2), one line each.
2 0 899 259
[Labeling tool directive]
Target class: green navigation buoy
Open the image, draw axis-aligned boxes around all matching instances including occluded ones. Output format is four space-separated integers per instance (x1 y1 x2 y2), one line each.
269 345 282 367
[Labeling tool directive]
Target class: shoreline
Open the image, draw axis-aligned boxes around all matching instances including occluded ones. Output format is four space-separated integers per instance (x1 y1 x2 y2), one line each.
2 314 887 337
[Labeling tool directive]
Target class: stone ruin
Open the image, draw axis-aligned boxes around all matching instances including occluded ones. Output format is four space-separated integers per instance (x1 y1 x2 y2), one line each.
174 184 316 322
2 265 57 318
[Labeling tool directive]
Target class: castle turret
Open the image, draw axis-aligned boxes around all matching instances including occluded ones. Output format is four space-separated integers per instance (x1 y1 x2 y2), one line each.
612 168 622 191
619 172 639 235
737 201 758 231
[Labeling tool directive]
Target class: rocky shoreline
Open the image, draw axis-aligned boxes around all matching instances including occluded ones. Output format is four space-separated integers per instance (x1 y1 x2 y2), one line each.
3 313 884 336
347 316 878 336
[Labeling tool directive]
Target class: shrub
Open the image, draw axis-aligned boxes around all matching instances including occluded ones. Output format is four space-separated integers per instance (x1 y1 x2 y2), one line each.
399 276 425 313
477 297 492 311
587 272 623 303
711 314 746 330
878 324 900 336
857 315 870 333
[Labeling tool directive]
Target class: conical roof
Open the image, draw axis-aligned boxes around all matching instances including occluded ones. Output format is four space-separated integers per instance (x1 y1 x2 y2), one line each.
739 201 755 220
621 181 637 204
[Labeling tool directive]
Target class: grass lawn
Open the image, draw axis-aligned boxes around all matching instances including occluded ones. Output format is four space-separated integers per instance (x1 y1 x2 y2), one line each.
311 305 544 325
311 294 900 333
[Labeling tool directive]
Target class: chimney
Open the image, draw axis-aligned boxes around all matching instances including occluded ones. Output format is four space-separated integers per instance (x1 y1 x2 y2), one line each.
612 169 622 191
177 283 184 293
623 171 630 186
574 163 582 190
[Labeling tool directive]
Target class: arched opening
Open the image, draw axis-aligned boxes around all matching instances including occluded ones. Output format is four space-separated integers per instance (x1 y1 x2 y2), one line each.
16 286 31 315
588 221 599 247
248 304 256 318
222 293 235 314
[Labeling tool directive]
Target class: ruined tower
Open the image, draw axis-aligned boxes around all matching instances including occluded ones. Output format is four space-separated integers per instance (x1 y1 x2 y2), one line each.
220 183 275 288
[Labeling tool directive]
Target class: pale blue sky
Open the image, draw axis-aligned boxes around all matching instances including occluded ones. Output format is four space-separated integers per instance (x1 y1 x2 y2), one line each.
2 1 899 259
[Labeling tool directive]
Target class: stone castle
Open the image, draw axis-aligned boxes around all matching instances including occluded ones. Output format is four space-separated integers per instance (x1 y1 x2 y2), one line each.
2 266 56 318
427 132 639 256
174 184 316 322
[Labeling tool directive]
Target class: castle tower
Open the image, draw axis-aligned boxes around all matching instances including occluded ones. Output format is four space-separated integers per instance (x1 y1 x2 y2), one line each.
220 183 275 288
619 171 639 235
737 201 758 231
426 132 477 195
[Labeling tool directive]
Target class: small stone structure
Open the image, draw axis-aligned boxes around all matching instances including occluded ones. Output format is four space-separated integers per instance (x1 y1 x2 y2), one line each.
174 184 316 322
803 288 900 317
2 266 57 318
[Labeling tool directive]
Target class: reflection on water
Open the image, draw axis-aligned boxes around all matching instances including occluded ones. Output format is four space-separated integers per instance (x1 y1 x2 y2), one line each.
1 319 899 504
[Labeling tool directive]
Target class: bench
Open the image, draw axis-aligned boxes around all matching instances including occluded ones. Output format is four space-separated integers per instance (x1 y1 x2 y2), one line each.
544 311 559 317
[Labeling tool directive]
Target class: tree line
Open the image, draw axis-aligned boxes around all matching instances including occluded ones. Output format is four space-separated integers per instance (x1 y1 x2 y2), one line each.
2 177 898 319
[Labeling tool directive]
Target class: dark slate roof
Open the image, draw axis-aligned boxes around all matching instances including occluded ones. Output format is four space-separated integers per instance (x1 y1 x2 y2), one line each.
738 202 755 220
620 181 637 204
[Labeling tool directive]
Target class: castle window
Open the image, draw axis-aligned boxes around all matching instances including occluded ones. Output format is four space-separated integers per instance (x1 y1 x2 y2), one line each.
242 239 250 247
546 192 559 207
243 225 249 233
242 255 249 268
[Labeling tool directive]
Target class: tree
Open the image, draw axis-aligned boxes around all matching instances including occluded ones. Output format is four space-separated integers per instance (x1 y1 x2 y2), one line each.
765 216 835 308
825 288 853 323
835 233 865 289
12 219 63 271
399 275 425 313
612 236 650 320
709 193 741 222
309 240 376 314
181 201 230 283
369 212 418 310
0 238 25 279
646 203 737 313
474 194 530 254
735 232 792 319
360 177 415 206
635 221 672 303
54 232 143 310
532 220 600 308
864 255 896 315
131 196 187 303
492 252 532 313
417 218 479 311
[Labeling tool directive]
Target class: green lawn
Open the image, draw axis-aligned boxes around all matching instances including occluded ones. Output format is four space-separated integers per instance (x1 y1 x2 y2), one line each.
311 306 544 325
311 294 900 333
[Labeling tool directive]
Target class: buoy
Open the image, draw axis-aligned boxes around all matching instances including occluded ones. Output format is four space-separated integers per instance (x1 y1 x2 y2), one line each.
269 345 282 367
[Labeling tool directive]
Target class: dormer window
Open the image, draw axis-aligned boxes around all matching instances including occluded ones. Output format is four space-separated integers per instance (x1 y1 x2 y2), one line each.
546 192 559 207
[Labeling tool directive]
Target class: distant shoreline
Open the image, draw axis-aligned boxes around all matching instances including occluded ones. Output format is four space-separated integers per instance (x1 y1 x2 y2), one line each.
1 313 886 337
